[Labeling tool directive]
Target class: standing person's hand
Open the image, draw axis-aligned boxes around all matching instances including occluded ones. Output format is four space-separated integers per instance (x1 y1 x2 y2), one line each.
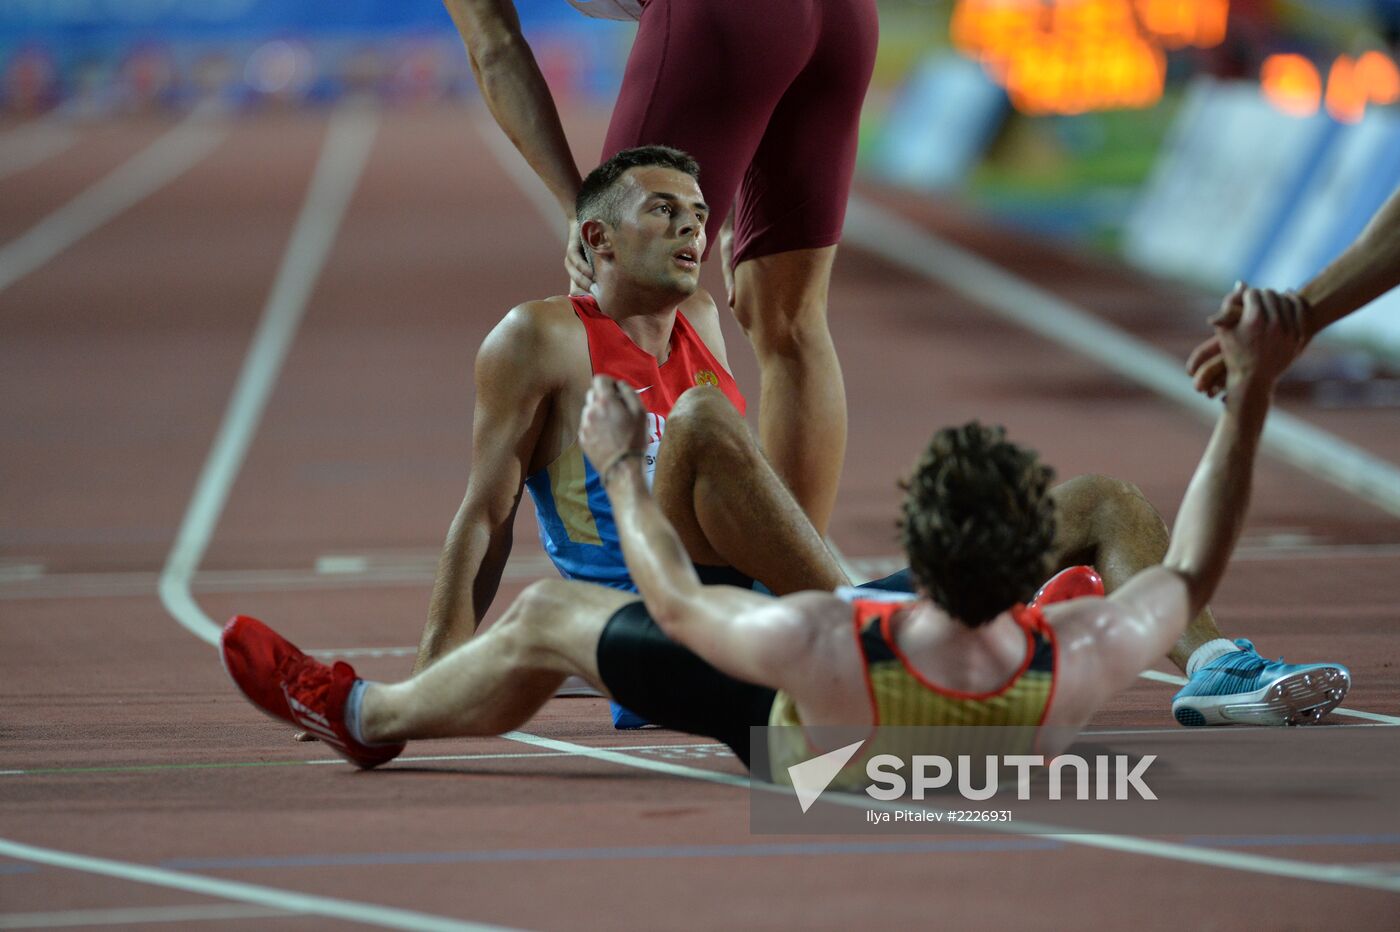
566 218 597 297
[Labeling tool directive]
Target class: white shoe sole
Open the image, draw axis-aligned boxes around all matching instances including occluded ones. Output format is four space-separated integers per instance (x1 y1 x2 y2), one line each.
1173 666 1351 726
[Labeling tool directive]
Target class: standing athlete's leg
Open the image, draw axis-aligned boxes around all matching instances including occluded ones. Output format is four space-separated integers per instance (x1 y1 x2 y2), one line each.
731 247 845 533
362 580 634 742
727 0 879 533
651 386 849 595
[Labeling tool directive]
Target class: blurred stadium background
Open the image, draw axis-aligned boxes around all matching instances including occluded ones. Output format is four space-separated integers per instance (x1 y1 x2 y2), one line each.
2 0 1397 359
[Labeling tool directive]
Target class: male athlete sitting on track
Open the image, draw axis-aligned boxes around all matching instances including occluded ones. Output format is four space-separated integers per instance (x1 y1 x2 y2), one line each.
401 144 1347 731
222 288 1351 770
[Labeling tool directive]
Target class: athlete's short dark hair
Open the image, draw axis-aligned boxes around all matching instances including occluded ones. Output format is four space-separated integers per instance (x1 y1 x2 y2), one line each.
574 145 700 228
899 422 1057 628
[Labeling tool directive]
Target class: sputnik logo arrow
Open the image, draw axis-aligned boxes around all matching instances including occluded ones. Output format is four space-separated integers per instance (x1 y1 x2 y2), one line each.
786 740 865 813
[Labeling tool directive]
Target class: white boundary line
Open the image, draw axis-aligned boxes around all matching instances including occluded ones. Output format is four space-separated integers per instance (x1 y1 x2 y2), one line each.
0 903 291 928
842 196 1400 518
501 732 1400 895
0 838 517 932
0 106 227 298
159 104 378 647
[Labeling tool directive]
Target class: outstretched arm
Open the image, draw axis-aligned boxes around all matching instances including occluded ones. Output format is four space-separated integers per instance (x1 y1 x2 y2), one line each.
1301 183 1400 332
1055 289 1306 701
576 377 819 686
413 307 555 672
1189 184 1400 395
443 0 582 219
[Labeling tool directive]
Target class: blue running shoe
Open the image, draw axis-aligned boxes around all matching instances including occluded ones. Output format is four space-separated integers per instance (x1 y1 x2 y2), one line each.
1172 639 1351 726
610 700 652 730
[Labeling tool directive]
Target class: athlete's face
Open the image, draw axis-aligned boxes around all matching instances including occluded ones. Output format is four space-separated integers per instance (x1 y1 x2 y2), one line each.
608 167 708 295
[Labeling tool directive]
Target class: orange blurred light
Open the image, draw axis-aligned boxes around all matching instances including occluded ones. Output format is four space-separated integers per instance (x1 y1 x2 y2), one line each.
1134 0 1229 49
1326 55 1366 123
1260 53 1322 118
950 0 1225 115
1355 50 1400 105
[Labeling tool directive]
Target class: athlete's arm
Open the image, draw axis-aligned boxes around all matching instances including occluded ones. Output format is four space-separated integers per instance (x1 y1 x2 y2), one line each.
1051 288 1302 714
1189 184 1400 396
413 304 558 672
577 376 823 687
442 0 582 221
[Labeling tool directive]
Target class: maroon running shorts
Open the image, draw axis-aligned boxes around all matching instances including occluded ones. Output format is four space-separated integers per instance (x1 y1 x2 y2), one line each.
602 0 879 265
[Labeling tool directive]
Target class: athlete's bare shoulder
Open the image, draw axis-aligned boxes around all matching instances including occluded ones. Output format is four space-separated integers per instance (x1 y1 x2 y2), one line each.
477 296 586 382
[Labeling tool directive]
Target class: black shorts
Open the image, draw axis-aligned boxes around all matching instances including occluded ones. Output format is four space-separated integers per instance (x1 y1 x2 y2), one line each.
596 601 775 769
595 569 914 769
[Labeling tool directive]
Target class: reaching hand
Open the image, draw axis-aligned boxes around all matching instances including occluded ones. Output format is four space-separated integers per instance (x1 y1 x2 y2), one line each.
1217 287 1310 393
578 376 648 482
1189 282 1311 397
566 219 596 297
1186 282 1244 398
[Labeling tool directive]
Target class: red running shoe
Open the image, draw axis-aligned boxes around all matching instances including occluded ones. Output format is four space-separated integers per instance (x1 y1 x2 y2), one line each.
220 615 403 769
1031 565 1104 607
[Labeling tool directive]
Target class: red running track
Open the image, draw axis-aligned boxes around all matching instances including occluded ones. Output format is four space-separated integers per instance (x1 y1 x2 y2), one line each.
2 103 1399 930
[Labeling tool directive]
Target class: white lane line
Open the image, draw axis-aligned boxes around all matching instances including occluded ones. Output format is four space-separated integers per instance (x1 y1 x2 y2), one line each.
0 743 728 777
159 104 379 646
14 537 1400 601
0 121 76 182
504 732 1400 894
843 196 1400 518
0 903 291 928
1136 669 1400 724
0 106 226 297
0 838 517 932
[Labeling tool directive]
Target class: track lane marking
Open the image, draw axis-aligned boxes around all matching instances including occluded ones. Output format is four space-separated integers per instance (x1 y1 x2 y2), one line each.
0 743 727 777
0 903 292 928
0 838 516 932
0 106 226 297
159 103 378 647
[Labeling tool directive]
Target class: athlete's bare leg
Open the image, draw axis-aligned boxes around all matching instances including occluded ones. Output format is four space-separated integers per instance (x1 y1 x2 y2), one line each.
1048 473 1225 672
730 246 845 535
651 385 848 595
361 580 633 743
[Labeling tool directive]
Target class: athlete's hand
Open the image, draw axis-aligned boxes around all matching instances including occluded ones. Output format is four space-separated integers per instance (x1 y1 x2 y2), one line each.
1218 287 1309 393
578 376 648 480
1189 282 1311 397
566 219 597 297
1186 282 1245 398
